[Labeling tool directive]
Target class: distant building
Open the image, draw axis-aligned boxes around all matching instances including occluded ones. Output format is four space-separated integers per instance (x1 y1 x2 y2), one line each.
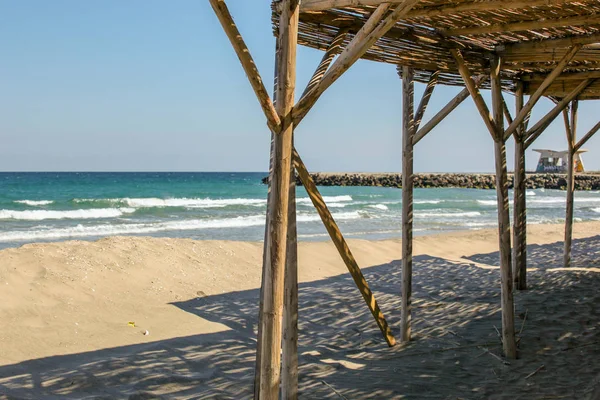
532 149 587 173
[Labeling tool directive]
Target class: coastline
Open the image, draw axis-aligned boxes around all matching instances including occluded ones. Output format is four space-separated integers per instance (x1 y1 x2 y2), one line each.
1 221 599 397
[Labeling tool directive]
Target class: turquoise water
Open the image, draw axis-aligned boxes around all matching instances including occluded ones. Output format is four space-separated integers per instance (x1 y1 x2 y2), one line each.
1 172 600 249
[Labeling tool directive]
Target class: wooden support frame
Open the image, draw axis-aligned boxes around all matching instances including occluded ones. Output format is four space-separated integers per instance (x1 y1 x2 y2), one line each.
413 76 487 145
491 56 517 359
414 71 439 132
513 81 527 291
401 66 415 343
564 100 578 269
293 149 397 347
574 120 600 152
444 14 599 37
503 45 581 141
256 1 299 398
293 0 420 126
451 49 497 139
299 0 580 15
524 79 593 149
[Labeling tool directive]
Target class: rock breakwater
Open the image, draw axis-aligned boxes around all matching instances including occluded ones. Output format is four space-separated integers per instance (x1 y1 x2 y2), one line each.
262 173 600 190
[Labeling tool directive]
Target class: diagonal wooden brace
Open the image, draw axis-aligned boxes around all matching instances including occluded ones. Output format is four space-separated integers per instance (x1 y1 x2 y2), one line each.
293 0 420 127
209 0 281 133
292 148 396 347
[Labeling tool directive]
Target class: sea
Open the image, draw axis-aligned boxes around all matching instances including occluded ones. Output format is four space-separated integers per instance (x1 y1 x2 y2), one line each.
1 172 600 250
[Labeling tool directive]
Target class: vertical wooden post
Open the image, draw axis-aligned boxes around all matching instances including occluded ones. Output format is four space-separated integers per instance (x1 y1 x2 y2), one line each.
257 0 299 398
282 158 298 399
491 57 517 359
513 81 527 290
564 100 578 268
401 66 415 343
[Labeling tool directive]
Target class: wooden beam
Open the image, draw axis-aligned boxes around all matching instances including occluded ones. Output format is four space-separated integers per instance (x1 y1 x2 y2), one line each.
451 49 497 139
503 45 582 141
564 100 578 268
523 79 592 149
444 14 600 37
414 71 439 132
282 164 298 400
491 56 517 359
401 66 415 343
293 0 420 126
498 32 600 54
257 1 299 397
209 0 281 133
413 76 487 145
503 96 513 126
574 120 600 152
293 148 397 347
300 0 580 15
513 81 527 291
300 28 349 98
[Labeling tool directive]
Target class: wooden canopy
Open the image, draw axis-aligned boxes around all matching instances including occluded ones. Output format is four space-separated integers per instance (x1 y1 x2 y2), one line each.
273 0 600 99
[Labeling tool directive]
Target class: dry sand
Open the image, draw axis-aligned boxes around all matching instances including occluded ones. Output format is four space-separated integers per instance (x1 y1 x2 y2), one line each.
0 222 599 399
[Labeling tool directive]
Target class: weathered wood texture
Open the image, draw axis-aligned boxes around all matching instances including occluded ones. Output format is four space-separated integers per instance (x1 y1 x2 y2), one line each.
274 0 600 97
258 1 299 398
564 100 578 268
401 66 415 343
491 57 517 359
293 149 396 347
513 82 527 291
282 165 298 400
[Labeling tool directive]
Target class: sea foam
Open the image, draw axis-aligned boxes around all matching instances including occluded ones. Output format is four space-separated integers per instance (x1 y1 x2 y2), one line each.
0 208 135 221
14 200 54 206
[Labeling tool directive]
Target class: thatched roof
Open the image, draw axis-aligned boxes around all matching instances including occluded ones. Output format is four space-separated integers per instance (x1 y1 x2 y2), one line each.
272 0 600 99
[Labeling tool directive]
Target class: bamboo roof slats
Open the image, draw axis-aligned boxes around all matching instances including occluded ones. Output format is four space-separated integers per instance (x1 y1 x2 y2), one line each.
272 0 600 98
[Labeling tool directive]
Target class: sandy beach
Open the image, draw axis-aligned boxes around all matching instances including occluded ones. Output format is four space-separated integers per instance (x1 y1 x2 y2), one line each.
0 222 599 399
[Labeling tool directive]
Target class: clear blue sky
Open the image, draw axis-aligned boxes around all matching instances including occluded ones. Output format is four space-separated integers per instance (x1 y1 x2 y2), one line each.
1 1 598 172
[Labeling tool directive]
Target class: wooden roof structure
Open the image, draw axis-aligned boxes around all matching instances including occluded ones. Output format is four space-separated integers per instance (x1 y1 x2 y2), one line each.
274 0 600 98
210 1 600 397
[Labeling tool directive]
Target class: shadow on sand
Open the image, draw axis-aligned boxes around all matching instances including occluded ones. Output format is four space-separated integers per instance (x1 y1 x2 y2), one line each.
1 237 599 399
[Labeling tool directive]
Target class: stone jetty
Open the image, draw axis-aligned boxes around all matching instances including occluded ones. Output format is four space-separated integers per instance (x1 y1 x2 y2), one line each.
262 173 600 190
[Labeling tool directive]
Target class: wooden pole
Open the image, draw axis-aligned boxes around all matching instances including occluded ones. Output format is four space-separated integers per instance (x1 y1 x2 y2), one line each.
401 66 415 343
451 49 497 139
523 79 593 149
257 1 299 397
491 57 517 359
413 76 487 145
414 71 439 132
282 161 298 399
564 100 578 268
208 0 281 133
292 0 420 126
574 120 600 152
503 45 582 141
513 81 527 291
293 149 396 347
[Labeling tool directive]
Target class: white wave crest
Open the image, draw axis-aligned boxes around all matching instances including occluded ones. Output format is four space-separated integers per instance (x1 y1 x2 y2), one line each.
416 211 481 218
73 197 267 208
297 211 363 222
368 204 389 210
477 200 497 206
0 215 267 242
592 208 600 213
414 200 442 204
0 208 135 221
14 200 54 206
297 195 352 204
526 191 536 196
